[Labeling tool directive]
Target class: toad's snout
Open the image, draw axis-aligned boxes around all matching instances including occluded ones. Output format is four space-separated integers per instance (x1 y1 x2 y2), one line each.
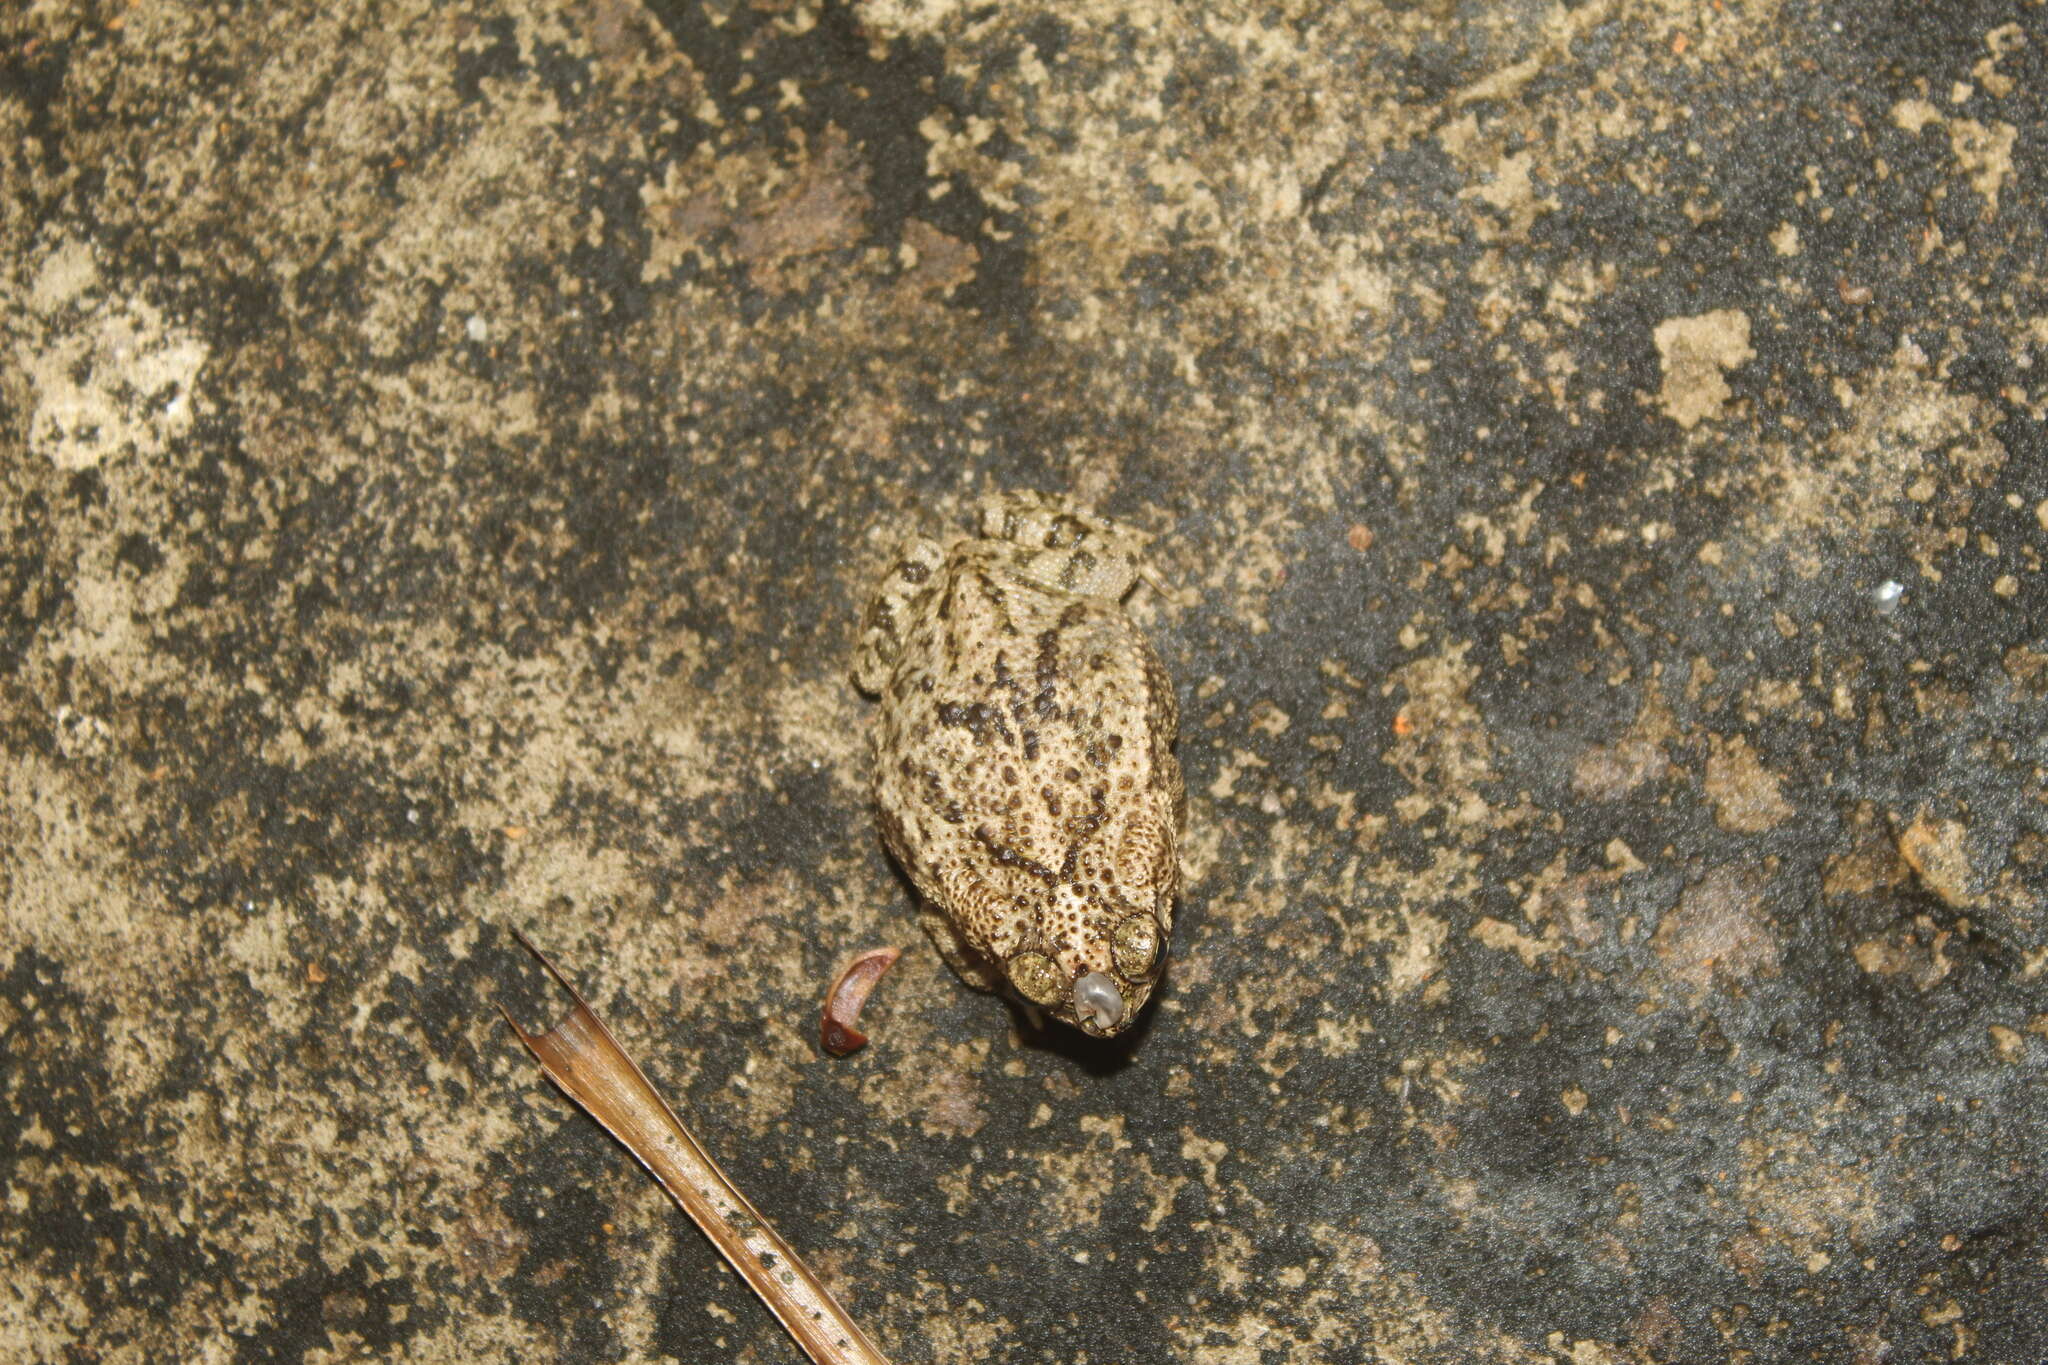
1073 972 1125 1031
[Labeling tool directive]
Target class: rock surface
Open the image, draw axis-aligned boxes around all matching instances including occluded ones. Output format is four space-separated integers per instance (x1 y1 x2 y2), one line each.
3 2 2045 1362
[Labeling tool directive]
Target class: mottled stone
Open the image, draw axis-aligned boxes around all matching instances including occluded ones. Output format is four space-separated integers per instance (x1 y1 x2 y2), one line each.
3 1 2046 1362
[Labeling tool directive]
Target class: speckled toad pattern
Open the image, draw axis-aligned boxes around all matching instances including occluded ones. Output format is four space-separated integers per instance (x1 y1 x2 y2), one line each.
854 492 1184 1037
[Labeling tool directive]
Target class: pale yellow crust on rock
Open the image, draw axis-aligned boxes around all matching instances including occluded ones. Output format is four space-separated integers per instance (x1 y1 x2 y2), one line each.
855 492 1184 1036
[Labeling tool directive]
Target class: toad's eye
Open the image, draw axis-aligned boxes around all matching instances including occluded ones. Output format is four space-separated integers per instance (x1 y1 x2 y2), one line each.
1007 951 1065 1006
1073 972 1124 1031
1111 915 1161 979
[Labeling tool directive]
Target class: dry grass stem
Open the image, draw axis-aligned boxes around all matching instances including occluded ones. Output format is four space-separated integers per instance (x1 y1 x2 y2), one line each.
501 931 895 1365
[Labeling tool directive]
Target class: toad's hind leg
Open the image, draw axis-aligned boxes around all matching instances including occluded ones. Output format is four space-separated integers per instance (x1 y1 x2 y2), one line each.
853 535 946 695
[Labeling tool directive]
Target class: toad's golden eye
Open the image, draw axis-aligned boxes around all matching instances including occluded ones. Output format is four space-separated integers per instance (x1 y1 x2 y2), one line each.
1111 915 1161 979
1006 951 1064 1006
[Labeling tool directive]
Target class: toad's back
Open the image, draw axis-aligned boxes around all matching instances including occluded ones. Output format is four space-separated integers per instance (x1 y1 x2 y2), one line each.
856 495 1183 1037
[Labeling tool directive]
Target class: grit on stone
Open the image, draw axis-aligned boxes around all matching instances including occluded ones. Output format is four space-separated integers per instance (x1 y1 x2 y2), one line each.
2 3 2045 1363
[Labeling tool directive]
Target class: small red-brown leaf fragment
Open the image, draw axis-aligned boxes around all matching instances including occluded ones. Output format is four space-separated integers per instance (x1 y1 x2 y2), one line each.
821 947 902 1056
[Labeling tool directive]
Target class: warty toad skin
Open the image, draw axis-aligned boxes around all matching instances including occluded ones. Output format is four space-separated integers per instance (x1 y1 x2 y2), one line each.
854 492 1185 1037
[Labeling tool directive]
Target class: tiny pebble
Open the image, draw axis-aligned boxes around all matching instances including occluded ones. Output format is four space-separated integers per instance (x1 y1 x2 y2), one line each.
1870 580 1905 614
